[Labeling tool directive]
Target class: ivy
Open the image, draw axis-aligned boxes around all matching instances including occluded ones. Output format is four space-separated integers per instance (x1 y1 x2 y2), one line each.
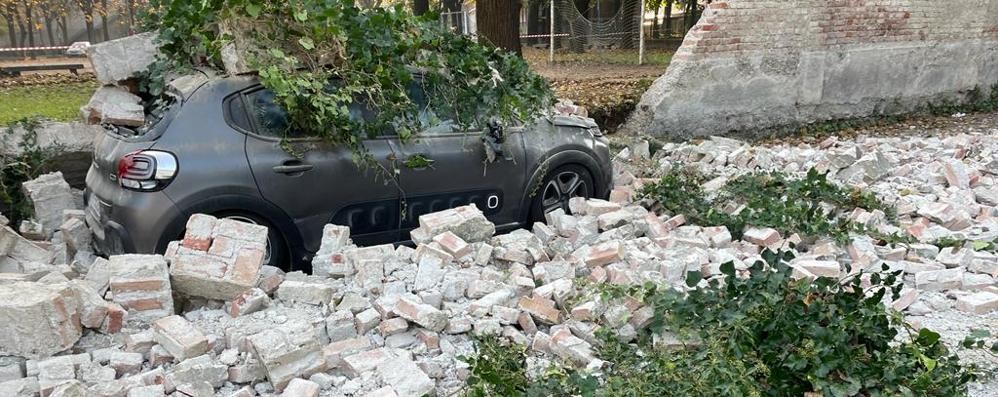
142 0 553 165
0 118 58 226
639 167 899 244
464 251 985 396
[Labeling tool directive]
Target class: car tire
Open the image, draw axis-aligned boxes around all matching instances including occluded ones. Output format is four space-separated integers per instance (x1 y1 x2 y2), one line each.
530 164 595 222
215 211 290 271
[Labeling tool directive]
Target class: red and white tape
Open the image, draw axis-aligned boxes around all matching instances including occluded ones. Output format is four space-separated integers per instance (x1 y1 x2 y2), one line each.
0 46 71 53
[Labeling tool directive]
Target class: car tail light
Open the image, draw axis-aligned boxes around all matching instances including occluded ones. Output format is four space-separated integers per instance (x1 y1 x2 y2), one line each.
117 150 178 191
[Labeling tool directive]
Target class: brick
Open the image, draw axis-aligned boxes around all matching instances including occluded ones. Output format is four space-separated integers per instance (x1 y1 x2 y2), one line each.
247 321 325 391
791 259 841 278
584 241 624 267
225 288 271 317
376 356 434 397
256 265 286 294
153 315 208 361
409 204 495 244
742 227 781 247
282 378 320 397
432 231 471 257
941 159 971 188
518 296 560 324
322 337 372 369
955 291 998 314
549 328 596 367
342 348 394 378
378 317 409 337
393 297 447 332
276 280 335 305
915 267 965 291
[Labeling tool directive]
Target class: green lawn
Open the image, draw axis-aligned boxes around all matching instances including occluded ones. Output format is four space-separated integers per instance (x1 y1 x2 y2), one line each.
0 81 98 126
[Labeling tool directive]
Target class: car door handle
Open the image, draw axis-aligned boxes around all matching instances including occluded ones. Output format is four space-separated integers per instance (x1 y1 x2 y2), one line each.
273 162 314 174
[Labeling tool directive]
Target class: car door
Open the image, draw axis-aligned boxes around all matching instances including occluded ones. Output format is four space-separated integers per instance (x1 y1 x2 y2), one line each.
388 84 528 240
238 87 401 250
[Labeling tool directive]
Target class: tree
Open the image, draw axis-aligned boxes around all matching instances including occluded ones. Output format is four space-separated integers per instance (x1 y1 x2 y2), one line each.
476 0 521 55
1 0 17 47
412 0 427 15
78 0 96 43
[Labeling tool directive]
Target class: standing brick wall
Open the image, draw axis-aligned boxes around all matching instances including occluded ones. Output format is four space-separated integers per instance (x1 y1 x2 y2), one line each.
625 0 998 138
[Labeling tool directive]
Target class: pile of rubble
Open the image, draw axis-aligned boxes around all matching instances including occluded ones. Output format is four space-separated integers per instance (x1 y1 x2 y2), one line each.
1 122 997 396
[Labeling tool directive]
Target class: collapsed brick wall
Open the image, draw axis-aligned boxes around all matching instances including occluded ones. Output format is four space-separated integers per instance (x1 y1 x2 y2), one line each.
625 0 998 138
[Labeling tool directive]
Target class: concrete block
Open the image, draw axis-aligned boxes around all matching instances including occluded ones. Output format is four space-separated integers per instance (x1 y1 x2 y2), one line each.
168 216 266 301
108 254 174 324
0 282 81 358
86 32 160 84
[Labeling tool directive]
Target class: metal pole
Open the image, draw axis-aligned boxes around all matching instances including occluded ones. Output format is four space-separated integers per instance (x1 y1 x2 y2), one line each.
638 0 646 65
549 0 555 63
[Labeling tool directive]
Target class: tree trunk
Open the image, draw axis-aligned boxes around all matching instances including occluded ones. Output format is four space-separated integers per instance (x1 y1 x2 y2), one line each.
59 15 69 44
45 17 56 46
4 11 17 48
80 0 95 43
412 0 429 16
15 5 27 47
25 4 35 58
100 0 110 42
651 2 659 39
476 0 521 56
127 0 137 35
664 0 672 36
526 0 541 46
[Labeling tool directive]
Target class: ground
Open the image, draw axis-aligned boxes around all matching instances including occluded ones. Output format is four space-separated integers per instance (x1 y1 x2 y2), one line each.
524 48 672 132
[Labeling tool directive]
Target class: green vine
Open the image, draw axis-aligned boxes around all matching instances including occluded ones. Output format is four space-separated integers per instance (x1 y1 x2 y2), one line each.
1 118 57 226
142 0 553 165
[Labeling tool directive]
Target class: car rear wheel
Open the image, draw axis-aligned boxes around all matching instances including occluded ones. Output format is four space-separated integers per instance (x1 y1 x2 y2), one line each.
531 164 594 221
216 212 290 270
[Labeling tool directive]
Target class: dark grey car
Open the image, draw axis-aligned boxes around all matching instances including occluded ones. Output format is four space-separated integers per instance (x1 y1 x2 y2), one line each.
84 73 612 270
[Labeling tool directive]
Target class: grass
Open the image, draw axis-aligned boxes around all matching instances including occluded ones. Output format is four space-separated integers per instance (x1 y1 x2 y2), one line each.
0 81 98 125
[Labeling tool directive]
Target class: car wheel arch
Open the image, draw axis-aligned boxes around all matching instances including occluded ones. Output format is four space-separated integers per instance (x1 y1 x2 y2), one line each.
518 149 608 223
154 194 304 267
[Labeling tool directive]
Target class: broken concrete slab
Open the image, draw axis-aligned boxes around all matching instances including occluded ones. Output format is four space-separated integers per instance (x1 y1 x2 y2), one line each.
21 172 75 238
80 86 146 127
85 32 160 84
0 282 81 359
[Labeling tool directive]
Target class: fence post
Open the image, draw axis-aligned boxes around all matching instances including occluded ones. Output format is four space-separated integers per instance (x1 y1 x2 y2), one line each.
638 0 646 65
549 0 555 63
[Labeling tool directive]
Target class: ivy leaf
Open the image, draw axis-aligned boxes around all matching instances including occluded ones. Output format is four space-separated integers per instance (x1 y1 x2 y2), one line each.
916 328 940 347
719 261 735 277
299 37 315 50
919 353 937 372
294 9 308 22
685 270 703 288
245 3 261 17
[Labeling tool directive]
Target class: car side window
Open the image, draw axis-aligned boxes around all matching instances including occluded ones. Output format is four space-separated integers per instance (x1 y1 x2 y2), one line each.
243 87 377 139
244 89 303 139
407 81 466 135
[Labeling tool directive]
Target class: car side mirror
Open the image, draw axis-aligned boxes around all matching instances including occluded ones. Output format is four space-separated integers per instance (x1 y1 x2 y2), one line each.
483 119 508 162
487 120 504 144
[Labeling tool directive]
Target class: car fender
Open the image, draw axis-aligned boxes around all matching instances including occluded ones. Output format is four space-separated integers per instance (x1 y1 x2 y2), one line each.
517 149 609 222
155 192 305 264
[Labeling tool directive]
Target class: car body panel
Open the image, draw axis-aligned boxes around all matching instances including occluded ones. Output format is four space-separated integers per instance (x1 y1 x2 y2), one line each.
389 129 528 241
85 74 612 271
